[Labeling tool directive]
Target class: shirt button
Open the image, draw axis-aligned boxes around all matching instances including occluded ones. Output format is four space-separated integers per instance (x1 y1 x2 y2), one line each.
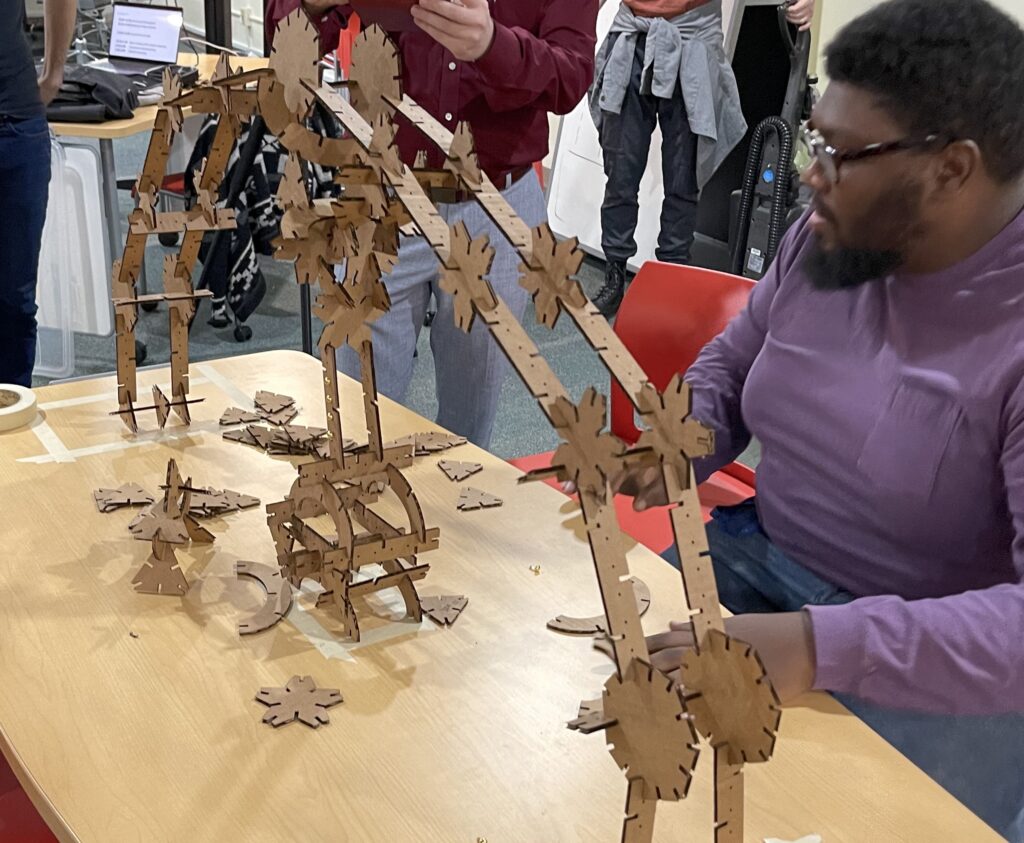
448 61 457 71
445 112 453 122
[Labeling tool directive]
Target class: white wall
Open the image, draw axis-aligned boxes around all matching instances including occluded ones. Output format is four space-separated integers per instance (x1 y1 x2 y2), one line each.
180 0 266 55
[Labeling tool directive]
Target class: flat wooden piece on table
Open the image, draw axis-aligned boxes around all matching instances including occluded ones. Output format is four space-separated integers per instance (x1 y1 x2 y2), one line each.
220 407 262 426
235 560 293 635
93 483 154 513
132 540 189 596
420 595 468 627
413 431 467 455
129 506 190 544
255 675 343 728
254 390 295 415
547 577 652 635
567 698 616 734
437 460 482 482
259 406 299 427
456 487 502 512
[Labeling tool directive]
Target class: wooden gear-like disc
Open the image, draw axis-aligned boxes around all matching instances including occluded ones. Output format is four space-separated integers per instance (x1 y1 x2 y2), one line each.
679 629 781 765
603 660 700 802
350 25 402 125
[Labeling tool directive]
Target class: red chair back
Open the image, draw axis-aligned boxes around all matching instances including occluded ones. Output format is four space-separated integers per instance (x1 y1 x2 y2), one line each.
610 262 756 444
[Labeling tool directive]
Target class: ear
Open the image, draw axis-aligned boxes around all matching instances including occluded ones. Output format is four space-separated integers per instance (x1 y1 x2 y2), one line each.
931 139 981 198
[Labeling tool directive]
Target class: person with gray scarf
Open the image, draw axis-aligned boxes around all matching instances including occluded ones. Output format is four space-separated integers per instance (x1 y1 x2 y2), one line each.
589 0 813 315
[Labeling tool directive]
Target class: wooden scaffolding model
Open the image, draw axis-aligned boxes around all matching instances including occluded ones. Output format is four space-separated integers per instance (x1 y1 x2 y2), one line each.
116 14 782 836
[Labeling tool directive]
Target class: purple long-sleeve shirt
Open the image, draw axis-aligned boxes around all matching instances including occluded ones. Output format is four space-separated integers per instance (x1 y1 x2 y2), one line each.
687 211 1024 715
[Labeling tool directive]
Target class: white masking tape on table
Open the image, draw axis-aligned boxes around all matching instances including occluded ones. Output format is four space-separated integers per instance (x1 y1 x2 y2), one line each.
0 385 38 432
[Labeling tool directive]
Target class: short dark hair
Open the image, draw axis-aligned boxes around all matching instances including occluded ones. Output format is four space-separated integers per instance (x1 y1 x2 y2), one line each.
825 0 1024 182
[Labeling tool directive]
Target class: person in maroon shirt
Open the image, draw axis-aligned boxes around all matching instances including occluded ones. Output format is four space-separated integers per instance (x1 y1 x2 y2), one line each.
265 0 598 448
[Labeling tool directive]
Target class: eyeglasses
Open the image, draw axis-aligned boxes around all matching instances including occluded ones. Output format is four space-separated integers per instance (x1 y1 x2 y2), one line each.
801 125 948 185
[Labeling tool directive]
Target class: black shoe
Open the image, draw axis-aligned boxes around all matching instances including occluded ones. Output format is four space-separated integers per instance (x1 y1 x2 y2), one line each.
594 261 627 317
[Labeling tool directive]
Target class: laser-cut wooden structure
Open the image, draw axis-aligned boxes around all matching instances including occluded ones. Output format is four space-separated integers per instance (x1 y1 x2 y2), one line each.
118 16 780 836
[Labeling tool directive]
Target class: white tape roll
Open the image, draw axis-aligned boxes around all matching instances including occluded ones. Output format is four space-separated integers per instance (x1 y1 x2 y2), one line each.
0 385 38 432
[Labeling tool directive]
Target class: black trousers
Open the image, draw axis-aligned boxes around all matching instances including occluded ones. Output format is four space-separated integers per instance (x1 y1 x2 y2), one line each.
599 35 700 265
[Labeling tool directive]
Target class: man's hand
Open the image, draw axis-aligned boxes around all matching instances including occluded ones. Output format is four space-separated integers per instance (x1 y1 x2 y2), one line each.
784 0 815 31
646 612 817 703
561 464 670 510
412 0 495 62
302 0 345 18
38 72 63 106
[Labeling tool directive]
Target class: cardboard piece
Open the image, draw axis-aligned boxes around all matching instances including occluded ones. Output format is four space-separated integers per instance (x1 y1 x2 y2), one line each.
93 483 155 513
437 460 482 482
236 560 293 635
567 698 617 734
547 577 651 635
220 407 262 425
456 488 503 512
420 595 468 626
255 675 343 728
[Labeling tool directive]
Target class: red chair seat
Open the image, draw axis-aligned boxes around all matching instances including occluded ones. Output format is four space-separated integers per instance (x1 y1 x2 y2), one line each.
0 755 57 842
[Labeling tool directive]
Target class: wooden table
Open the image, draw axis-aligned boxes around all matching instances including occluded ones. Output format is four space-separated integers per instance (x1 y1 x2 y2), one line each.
50 53 269 286
0 351 999 842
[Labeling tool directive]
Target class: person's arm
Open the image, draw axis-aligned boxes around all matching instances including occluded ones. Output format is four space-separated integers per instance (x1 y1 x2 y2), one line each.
411 0 598 115
684 217 814 483
39 0 77 105
649 381 1024 714
265 0 351 55
803 391 1024 715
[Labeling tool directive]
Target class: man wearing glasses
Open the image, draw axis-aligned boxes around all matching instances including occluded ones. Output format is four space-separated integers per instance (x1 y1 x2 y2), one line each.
626 0 1024 837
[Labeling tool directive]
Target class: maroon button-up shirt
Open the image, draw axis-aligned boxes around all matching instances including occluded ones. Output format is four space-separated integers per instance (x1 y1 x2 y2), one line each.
265 0 597 182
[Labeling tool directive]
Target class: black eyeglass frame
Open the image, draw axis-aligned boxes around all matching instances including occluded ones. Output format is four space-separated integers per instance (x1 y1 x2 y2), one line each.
801 125 950 184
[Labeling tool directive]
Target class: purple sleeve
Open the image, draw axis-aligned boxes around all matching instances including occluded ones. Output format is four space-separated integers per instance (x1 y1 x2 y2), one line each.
685 217 813 483
473 1 598 115
807 379 1024 714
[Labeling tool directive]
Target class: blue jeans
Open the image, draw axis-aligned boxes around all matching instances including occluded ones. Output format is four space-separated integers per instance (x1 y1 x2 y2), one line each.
0 114 50 387
662 499 1024 841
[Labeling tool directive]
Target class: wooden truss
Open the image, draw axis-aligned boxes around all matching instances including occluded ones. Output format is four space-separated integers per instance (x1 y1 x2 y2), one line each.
121 14 780 836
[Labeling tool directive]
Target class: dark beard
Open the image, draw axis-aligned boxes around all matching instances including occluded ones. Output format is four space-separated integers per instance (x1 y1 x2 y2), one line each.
803 241 902 290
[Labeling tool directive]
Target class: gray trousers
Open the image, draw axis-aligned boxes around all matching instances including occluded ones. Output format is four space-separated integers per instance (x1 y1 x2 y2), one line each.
339 171 547 449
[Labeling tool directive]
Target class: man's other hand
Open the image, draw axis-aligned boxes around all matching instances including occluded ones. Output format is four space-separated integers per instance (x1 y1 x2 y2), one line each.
784 0 814 31
38 72 62 106
412 0 496 62
646 612 817 704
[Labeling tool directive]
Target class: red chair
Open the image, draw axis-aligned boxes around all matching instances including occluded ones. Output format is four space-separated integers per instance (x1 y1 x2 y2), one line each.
0 754 57 842
509 261 757 554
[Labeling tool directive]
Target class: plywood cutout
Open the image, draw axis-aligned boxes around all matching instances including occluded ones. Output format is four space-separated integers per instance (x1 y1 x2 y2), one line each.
420 595 468 626
456 488 503 512
437 460 482 482
236 560 294 635
93 483 155 513
547 577 651 635
255 675 343 728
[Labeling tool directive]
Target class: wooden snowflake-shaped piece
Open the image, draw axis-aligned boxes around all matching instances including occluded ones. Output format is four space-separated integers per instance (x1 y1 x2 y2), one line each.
255 675 343 728
445 121 483 189
549 388 624 494
94 483 155 513
438 222 496 332
520 225 586 329
636 375 716 492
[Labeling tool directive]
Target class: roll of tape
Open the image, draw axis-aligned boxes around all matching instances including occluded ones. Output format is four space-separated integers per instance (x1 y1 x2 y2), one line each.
0 385 38 432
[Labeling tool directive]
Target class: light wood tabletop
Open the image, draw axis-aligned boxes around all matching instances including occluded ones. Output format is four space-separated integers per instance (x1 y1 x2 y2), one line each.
0 351 1000 842
49 53 269 140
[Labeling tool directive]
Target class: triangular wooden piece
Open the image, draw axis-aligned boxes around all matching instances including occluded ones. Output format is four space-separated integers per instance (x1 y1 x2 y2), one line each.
420 595 468 626
220 407 262 426
260 406 299 427
132 540 189 595
93 483 154 513
415 431 467 454
152 385 171 429
437 460 482 482
457 487 502 511
254 390 295 415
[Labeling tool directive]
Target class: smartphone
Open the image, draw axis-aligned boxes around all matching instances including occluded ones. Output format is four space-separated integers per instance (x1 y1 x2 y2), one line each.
350 0 419 32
